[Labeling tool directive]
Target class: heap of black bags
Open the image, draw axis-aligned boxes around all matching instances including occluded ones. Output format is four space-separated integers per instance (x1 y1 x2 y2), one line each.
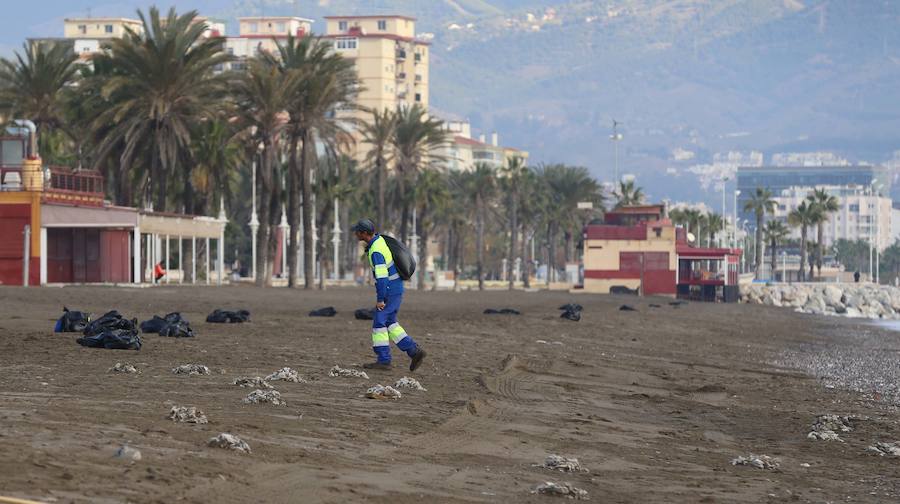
54 307 91 333
309 307 337 317
559 303 583 322
484 308 521 315
76 310 141 350
140 312 194 338
354 308 375 320
206 309 251 323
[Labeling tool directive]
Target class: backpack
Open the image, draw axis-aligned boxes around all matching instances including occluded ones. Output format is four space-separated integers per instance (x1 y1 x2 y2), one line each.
381 235 416 281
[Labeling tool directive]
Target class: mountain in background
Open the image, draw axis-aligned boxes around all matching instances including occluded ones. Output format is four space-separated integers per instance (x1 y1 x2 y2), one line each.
5 0 900 205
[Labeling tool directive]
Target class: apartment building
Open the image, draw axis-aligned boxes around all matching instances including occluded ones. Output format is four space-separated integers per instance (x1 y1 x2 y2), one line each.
442 120 529 171
225 17 314 69
770 185 893 251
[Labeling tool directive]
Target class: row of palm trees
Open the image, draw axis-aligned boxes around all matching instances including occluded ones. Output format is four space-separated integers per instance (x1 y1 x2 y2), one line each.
668 207 726 247
0 7 608 289
743 187 840 281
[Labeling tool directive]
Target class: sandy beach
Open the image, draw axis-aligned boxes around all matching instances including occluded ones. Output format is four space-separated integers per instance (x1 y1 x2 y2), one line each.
1 286 899 503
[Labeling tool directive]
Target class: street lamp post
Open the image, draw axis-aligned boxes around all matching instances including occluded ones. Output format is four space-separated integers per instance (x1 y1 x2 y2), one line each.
610 120 623 184
249 158 259 281
410 207 419 289
733 190 741 249
721 177 729 248
332 198 341 281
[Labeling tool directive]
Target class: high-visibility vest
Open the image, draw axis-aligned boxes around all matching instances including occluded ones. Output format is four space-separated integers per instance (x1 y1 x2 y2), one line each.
366 236 399 281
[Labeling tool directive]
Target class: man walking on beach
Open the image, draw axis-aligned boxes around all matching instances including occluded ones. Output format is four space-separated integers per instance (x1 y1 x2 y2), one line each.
352 219 427 371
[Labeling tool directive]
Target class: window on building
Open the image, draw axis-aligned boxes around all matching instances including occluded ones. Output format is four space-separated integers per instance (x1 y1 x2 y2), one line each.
335 38 357 50
415 93 422 102
850 204 860 212
78 25 87 34
378 20 387 30
276 22 285 33
227 47 234 55
105 25 114 33
338 21 348 31
248 23 258 33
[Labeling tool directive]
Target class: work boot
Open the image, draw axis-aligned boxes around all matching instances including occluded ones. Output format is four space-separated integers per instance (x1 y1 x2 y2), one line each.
409 348 427 372
363 361 392 370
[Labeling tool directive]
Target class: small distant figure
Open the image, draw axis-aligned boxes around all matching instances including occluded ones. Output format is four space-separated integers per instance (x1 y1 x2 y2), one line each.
854 271 860 283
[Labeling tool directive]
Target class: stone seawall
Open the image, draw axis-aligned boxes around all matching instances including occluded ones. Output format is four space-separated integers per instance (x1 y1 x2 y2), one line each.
742 283 900 319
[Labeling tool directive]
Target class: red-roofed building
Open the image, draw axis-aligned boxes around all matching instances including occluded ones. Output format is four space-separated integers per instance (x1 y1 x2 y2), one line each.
583 204 741 301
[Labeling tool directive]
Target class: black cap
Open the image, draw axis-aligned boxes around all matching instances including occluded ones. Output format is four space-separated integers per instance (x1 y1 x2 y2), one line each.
351 219 375 234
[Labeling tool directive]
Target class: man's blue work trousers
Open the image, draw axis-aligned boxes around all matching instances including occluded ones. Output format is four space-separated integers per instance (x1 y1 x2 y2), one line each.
371 294 418 364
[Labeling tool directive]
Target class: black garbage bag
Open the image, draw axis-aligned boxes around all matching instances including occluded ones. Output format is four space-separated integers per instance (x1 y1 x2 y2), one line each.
382 235 416 281
354 308 375 320
77 329 141 350
55 307 91 333
83 311 136 337
610 286 638 295
141 312 189 335
309 307 337 317
159 320 194 338
649 304 662 308
558 303 583 312
484 308 521 315
619 305 637 311
560 309 581 322
206 309 251 323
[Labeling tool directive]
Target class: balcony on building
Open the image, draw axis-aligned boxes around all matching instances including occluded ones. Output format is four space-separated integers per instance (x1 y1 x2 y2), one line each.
414 74 423 84
397 72 407 81
396 49 407 61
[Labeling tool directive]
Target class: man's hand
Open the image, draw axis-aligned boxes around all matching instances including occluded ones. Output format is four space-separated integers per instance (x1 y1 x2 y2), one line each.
376 301 386 311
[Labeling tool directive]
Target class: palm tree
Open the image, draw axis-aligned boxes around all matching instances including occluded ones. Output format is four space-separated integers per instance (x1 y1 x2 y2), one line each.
468 163 496 290
706 213 724 247
393 104 448 242
614 179 644 208
360 108 396 229
265 34 359 289
683 208 703 246
788 201 821 282
743 187 776 278
413 167 450 290
807 188 839 279
233 57 296 286
188 119 243 216
764 220 790 281
0 41 81 154
501 156 527 290
92 7 229 212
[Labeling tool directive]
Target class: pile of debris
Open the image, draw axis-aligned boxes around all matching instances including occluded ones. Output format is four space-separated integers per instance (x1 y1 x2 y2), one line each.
366 384 402 400
807 414 855 442
141 312 194 338
168 406 208 424
206 309 250 323
243 389 285 406
394 377 426 391
731 454 780 470
172 364 210 376
538 454 588 473
329 365 369 379
867 442 900 457
265 367 307 383
532 482 589 500
559 303 582 322
76 310 141 350
108 362 138 374
208 433 250 454
233 377 272 389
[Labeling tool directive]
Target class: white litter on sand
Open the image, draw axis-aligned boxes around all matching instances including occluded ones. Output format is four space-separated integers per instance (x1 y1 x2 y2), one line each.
114 445 142 461
807 414 855 442
109 362 138 374
168 406 208 424
265 367 307 383
394 376 426 391
233 376 273 389
329 365 369 379
731 454 780 470
243 389 285 405
532 482 589 500
539 454 588 473
366 384 402 400
866 442 900 457
172 364 210 375
208 433 251 454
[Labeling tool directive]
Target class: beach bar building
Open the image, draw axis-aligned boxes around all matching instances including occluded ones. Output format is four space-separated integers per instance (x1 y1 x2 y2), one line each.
0 133 227 286
583 205 741 301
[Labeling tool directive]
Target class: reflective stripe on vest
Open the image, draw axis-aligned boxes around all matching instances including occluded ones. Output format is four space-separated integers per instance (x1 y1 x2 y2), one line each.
367 236 395 279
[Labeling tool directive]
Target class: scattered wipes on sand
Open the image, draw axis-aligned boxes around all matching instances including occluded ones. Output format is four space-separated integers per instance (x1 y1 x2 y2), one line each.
265 367 307 383
243 389 285 406
168 406 208 424
808 414 854 442
208 433 250 454
867 442 900 457
731 454 780 470
539 455 588 473
532 482 589 500
394 376 426 391
108 362 138 374
329 365 369 380
366 384 402 400
114 445 142 461
233 377 273 389
172 364 210 375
